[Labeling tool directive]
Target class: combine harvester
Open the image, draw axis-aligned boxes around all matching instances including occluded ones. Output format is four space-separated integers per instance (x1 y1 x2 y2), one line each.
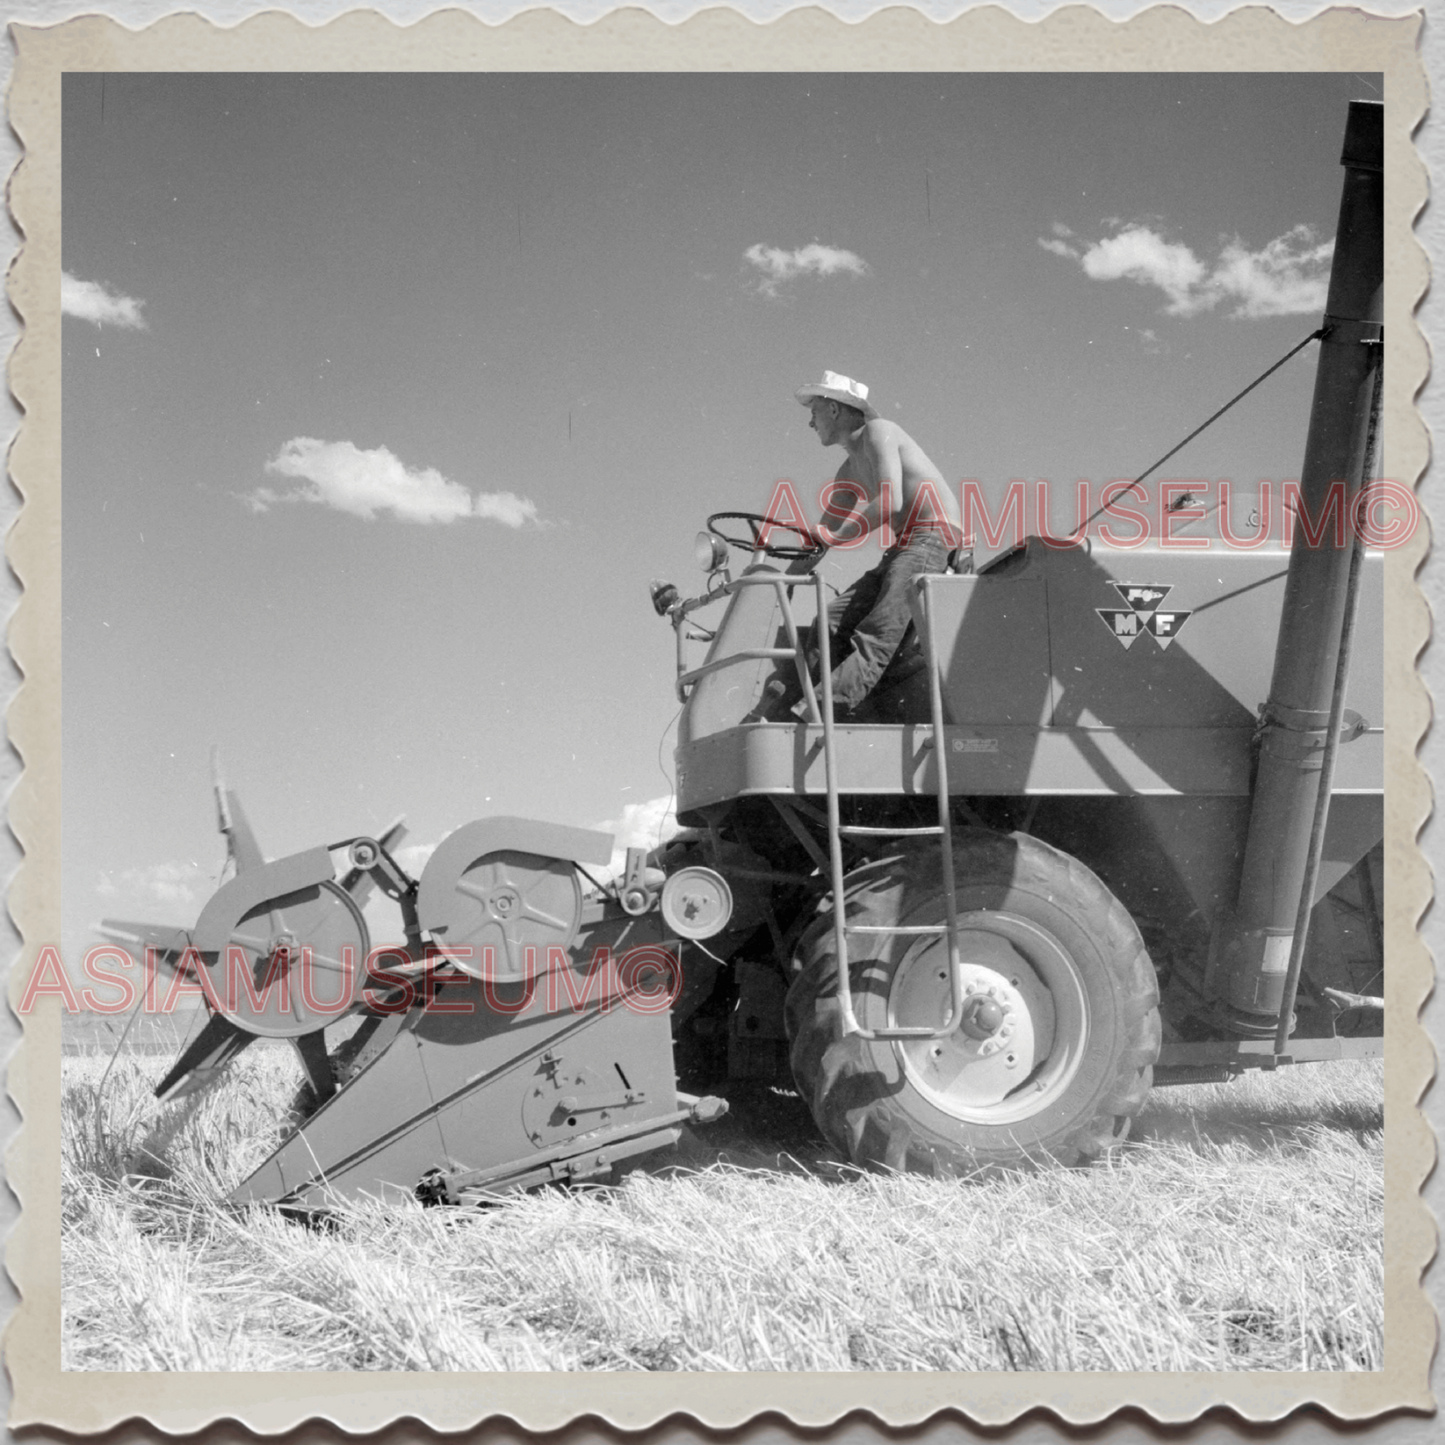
108 101 1385 1207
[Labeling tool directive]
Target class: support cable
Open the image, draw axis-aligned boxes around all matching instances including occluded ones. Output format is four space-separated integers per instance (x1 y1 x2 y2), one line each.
1084 327 1328 532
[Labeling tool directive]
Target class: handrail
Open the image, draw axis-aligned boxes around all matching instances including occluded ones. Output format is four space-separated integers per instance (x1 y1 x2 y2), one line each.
673 572 822 724
679 648 802 685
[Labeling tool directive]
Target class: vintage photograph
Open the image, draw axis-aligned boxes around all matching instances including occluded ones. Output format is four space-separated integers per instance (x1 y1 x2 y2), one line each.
8 11 1426 1425
51 64 1392 1370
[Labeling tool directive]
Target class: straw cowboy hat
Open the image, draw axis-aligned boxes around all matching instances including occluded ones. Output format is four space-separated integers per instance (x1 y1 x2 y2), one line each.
794 370 879 421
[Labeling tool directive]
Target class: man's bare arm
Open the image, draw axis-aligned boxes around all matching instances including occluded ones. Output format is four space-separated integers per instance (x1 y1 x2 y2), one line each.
815 427 903 544
814 466 870 546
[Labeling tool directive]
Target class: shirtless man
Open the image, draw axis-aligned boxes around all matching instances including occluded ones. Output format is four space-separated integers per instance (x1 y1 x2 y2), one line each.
755 371 964 720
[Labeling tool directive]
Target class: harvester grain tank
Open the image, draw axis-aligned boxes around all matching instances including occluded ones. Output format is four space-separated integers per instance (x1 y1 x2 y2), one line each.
108 102 1385 1204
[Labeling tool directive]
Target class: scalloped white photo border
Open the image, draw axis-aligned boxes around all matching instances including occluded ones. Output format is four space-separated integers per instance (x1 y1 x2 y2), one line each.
3 5 1432 1433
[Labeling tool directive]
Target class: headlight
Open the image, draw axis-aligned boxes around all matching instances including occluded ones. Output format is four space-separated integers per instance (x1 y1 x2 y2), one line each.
649 579 680 616
695 531 729 573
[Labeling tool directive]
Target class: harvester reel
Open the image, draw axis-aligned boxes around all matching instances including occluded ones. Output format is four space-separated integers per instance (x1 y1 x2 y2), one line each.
191 848 370 1039
707 511 824 561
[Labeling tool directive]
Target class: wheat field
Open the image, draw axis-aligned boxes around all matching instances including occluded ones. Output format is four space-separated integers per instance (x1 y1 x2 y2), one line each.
60 1039 1383 1372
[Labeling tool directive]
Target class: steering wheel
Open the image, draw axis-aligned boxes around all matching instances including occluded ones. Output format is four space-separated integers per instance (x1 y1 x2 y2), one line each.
708 512 826 561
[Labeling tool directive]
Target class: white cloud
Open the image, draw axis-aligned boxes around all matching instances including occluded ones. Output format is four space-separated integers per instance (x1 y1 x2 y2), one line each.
97 860 210 914
240 486 282 516
61 271 147 329
1037 237 1077 260
1041 222 1333 319
248 438 541 526
744 242 870 297
472 492 537 526
1211 226 1336 318
1079 227 1208 313
393 841 438 878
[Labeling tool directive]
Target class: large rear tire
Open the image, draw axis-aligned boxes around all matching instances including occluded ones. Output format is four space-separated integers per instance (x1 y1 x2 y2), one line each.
785 831 1161 1175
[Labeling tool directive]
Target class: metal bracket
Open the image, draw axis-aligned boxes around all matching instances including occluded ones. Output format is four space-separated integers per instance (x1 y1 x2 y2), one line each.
620 847 664 915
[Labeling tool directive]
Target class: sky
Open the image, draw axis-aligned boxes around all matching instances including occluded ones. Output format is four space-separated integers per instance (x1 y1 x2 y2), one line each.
60 70 1377 970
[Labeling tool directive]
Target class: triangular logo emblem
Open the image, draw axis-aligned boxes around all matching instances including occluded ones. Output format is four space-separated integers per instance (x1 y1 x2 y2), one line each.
1111 582 1172 613
1097 584 1191 651
1096 609 1144 650
1144 610 1192 649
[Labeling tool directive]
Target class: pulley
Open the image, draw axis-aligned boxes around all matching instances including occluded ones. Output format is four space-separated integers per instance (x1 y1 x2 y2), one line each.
424 849 580 982
417 818 611 982
660 866 734 940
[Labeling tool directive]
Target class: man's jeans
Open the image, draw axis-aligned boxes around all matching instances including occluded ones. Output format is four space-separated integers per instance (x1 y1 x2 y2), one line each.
756 528 954 719
825 529 954 711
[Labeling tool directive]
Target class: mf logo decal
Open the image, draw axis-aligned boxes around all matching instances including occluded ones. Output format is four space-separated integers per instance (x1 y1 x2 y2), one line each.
1096 582 1192 652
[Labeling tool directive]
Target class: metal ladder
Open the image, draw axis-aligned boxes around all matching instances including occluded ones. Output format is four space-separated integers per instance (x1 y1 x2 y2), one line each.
813 573 969 1041
674 565 969 1041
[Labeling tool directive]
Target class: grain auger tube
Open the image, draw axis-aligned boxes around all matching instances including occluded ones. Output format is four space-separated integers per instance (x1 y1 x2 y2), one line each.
1215 100 1384 1039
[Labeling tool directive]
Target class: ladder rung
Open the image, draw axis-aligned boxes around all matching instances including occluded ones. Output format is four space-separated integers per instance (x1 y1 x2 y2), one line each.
846 923 949 935
838 825 944 837
861 1026 954 1039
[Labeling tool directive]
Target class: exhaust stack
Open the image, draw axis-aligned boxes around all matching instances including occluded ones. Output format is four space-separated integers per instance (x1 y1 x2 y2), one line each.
1220 100 1383 1028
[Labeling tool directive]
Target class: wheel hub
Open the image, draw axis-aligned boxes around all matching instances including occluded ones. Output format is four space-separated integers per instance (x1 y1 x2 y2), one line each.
265 929 299 963
488 887 521 920
959 992 1006 1040
197 879 370 1038
890 919 1086 1121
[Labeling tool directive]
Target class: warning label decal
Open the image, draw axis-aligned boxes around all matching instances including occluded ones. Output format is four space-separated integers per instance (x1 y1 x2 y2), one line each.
1096 583 1192 651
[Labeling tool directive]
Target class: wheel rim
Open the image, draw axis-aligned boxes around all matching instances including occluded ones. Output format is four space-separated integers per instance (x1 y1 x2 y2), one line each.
888 914 1090 1124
